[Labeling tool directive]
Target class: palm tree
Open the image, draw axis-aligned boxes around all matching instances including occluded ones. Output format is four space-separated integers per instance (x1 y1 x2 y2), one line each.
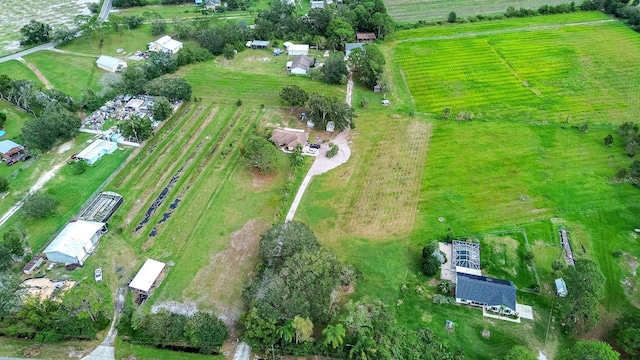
322 323 346 349
276 320 294 343
349 334 377 360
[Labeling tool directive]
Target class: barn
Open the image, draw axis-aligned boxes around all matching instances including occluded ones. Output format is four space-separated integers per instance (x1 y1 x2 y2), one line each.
76 139 118 165
43 220 107 265
129 258 167 304
96 55 127 72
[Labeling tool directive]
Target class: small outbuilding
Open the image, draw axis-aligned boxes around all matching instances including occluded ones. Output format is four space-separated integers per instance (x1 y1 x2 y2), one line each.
96 55 127 72
23 256 45 275
356 32 377 42
76 139 118 165
311 0 324 8
286 55 314 75
285 43 309 56
270 128 309 151
250 40 270 49
326 121 335 132
43 220 107 265
555 278 568 297
205 0 221 9
0 140 25 162
148 36 183 55
129 258 167 303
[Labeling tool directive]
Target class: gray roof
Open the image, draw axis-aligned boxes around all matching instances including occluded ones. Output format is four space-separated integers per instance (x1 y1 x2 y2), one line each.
0 140 22 154
252 40 270 47
291 55 314 71
456 273 516 309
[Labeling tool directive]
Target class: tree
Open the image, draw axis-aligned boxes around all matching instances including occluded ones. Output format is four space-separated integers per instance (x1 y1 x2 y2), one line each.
185 312 228 354
259 221 319 268
21 104 81 152
276 320 294 343
119 115 153 142
0 177 9 193
20 20 52 45
151 97 173 121
279 85 309 110
145 77 192 101
73 160 87 175
504 345 536 360
244 136 279 174
223 44 235 59
551 260 564 272
307 93 355 132
322 54 349 84
422 242 441 276
291 315 313 343
448 11 457 23
556 259 605 333
240 308 278 348
326 19 355 50
0 273 23 319
22 191 58 219
611 311 640 357
125 16 145 29
604 134 614 146
559 341 620 360
322 323 346 349
348 44 386 89
3 229 25 257
151 20 167 36
0 244 13 271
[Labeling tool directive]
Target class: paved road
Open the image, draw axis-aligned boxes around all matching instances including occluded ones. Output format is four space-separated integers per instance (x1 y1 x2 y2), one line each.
0 43 55 64
81 287 125 360
99 0 113 22
232 343 251 360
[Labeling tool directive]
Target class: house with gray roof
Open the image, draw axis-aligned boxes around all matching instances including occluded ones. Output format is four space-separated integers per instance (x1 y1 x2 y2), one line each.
286 55 314 75
455 272 517 315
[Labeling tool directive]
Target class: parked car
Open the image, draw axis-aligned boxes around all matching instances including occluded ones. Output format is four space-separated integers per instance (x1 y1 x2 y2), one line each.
6 158 18 166
71 153 78 160
94 268 103 282
310 143 321 150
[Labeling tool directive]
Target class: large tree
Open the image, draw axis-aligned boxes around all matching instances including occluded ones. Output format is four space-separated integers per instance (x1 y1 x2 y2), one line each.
326 19 355 50
559 341 620 360
611 311 640 357
0 274 23 319
244 136 279 174
348 44 386 89
556 259 606 333
258 221 319 268
306 93 355 132
185 312 228 354
279 85 309 110
322 54 349 85
22 191 58 219
22 103 80 152
145 77 192 101
20 20 52 45
119 115 153 142
3 229 25 257
151 97 173 121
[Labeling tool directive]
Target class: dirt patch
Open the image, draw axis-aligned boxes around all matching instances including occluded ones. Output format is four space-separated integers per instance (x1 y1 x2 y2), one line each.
187 219 269 335
17 58 53 89
252 168 277 188
151 300 198 316
580 307 617 341
57 139 75 154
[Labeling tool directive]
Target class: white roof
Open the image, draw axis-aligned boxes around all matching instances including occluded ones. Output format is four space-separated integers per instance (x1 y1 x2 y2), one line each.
96 55 126 69
129 259 166 292
154 36 183 52
156 35 172 45
287 44 309 52
76 139 117 161
44 220 105 260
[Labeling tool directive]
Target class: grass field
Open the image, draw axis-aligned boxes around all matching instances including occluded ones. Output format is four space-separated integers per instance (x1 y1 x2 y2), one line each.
0 60 45 87
385 0 579 23
394 15 640 124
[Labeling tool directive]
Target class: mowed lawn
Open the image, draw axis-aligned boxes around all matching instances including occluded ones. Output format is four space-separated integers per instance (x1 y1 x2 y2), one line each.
385 0 578 22
0 60 44 87
394 14 640 124
22 52 102 99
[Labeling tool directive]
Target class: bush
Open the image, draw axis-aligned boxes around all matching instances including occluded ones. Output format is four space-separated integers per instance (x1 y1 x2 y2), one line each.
326 143 339 158
612 249 624 257
236 99 243 106
72 160 87 175
22 192 58 219
0 177 9 193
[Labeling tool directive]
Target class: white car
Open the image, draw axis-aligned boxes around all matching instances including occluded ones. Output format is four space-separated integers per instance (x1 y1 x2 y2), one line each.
94 268 103 282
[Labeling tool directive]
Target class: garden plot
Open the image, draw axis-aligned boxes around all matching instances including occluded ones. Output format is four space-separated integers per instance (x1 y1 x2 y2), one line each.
0 0 93 56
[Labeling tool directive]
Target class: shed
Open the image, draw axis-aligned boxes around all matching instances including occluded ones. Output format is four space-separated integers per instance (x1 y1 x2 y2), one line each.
43 220 106 265
311 0 324 8
205 0 221 9
148 36 183 55
455 273 517 315
251 40 270 48
345 42 365 58
76 139 118 165
125 98 144 111
326 121 335 132
195 0 202 4
270 128 309 151
96 55 127 72
286 43 309 56
356 32 377 42
129 258 167 298
23 256 44 275
0 140 25 161
555 278 568 297
287 55 314 75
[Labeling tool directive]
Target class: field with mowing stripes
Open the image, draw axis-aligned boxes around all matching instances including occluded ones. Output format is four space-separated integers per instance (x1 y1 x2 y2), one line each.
395 16 640 124
385 0 574 23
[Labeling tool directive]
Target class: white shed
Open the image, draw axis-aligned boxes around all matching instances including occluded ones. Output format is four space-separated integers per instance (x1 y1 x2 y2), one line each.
148 36 183 55
43 220 106 265
96 55 127 72
286 43 309 56
76 139 118 165
129 259 167 296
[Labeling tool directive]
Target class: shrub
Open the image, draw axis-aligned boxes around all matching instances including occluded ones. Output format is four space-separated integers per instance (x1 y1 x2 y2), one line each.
612 249 624 257
326 143 339 158
0 177 9 193
22 192 58 219
236 99 243 106
72 160 87 175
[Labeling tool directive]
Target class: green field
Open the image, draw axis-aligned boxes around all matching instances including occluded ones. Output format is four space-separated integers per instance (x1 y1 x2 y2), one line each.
295 13 640 359
22 52 102 99
385 0 582 23
0 60 44 87
395 15 640 124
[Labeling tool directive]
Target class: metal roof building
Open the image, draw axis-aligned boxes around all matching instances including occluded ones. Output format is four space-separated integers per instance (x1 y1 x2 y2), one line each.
96 55 127 72
43 220 106 265
76 139 118 165
456 273 517 314
129 259 167 295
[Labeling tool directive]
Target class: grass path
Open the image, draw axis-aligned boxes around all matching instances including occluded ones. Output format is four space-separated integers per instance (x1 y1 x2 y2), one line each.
16 57 52 89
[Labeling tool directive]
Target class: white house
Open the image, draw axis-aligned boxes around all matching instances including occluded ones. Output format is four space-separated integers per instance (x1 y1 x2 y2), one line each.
148 36 183 55
96 55 127 72
285 43 309 56
76 139 118 165
43 220 107 265
286 55 314 75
